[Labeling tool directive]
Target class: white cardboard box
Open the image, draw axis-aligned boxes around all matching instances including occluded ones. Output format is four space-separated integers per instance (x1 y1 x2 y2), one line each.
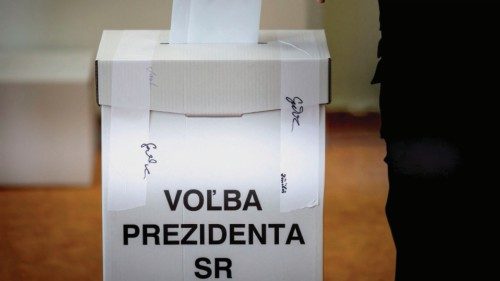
0 50 95 186
97 30 330 281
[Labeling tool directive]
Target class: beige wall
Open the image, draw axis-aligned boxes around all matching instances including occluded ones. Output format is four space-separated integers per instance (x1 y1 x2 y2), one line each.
0 0 323 50
324 0 381 113
0 0 380 113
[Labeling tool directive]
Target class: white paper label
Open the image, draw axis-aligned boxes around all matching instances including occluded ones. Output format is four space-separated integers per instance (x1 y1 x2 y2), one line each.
170 0 262 44
108 108 151 211
279 34 321 212
107 31 160 211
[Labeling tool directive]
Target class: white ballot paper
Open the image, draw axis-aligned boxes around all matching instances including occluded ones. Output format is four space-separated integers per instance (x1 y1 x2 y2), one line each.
170 0 262 43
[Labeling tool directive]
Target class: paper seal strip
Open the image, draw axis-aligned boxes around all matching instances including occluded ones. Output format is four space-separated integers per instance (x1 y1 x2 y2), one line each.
279 32 321 212
107 31 160 211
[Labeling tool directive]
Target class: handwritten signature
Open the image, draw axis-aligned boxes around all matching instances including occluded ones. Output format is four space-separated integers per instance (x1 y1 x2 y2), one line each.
147 66 158 88
141 143 158 179
286 96 304 132
281 173 288 194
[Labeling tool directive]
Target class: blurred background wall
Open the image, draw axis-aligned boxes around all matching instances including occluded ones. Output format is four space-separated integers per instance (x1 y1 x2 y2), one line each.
0 0 380 113
325 0 380 113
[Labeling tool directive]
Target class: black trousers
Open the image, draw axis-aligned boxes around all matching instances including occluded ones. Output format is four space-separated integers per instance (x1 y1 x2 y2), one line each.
384 137 488 280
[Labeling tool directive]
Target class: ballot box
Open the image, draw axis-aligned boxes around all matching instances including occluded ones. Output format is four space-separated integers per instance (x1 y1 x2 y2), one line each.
96 29 331 281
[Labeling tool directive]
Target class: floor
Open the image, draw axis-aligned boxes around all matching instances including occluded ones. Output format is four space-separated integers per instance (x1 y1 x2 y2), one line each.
0 113 395 281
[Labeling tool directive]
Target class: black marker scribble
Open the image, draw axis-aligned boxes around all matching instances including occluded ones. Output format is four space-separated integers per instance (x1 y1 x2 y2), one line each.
286 97 304 132
141 143 158 179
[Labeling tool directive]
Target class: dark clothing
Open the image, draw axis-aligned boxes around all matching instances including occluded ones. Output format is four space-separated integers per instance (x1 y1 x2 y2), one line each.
374 1 495 139
385 138 468 280
375 1 495 280
384 137 493 280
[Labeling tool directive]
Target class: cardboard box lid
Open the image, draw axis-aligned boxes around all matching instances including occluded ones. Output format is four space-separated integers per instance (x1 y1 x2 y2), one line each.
96 30 331 116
